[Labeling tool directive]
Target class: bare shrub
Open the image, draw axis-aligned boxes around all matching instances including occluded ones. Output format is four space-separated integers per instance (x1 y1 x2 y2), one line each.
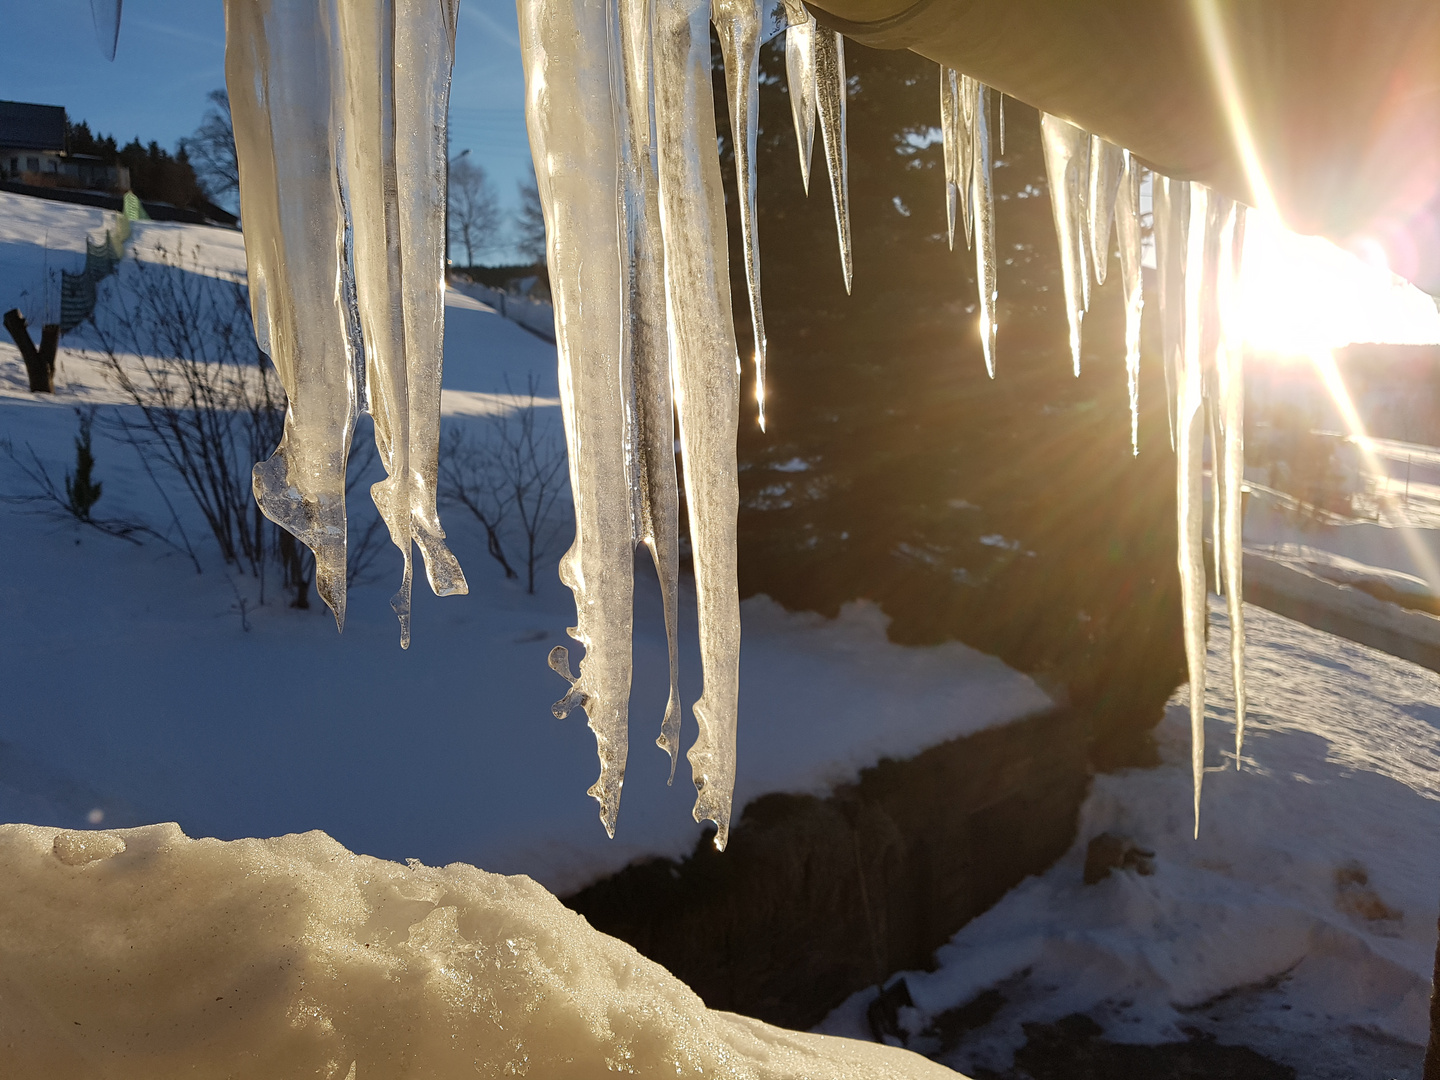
82 245 384 607
439 375 566 594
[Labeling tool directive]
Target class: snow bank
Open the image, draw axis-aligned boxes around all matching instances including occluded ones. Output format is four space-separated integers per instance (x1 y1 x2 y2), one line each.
0 821 958 1079
820 601 1440 1076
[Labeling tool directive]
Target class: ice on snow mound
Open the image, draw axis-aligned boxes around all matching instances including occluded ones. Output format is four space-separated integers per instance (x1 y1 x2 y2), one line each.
0 822 958 1079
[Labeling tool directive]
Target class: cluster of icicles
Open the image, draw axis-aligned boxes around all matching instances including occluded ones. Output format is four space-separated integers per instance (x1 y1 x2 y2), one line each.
90 0 1248 844
518 0 1252 843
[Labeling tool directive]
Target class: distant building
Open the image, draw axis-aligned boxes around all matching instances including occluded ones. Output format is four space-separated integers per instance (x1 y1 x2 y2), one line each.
0 100 129 192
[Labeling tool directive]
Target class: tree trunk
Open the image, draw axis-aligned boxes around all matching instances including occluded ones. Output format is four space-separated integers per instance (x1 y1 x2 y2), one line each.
4 309 58 393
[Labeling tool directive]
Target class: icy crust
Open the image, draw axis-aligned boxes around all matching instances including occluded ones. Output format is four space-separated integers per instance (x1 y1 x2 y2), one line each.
0 823 960 1080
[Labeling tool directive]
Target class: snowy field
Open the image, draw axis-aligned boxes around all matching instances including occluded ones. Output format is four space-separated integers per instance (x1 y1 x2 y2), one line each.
0 191 1050 895
821 600 1440 1078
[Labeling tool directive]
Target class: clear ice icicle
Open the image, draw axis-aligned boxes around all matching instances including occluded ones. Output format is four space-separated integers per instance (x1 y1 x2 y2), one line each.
519 0 636 836
714 0 770 429
618 0 684 780
653 0 743 847
940 67 959 250
958 75 974 250
1086 135 1123 286
970 81 997 377
90 0 122 60
1178 180 1210 836
226 0 359 628
339 0 468 649
1154 174 1188 448
814 27 852 293
998 91 1005 155
1218 202 1248 764
1039 113 1090 376
1115 151 1144 454
783 14 817 195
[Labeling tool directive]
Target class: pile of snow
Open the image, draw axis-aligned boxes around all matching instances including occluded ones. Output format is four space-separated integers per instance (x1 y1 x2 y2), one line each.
0 821 957 1079
821 600 1440 1078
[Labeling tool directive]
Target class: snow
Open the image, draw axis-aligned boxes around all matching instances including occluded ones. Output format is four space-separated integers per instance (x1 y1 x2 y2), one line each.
0 821 957 1078
0 190 1050 898
820 600 1440 1078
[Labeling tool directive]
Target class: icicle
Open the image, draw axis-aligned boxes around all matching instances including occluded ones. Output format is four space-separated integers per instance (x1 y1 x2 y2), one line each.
1178 181 1209 836
1039 113 1090 376
653 0 743 848
783 10 817 194
618 0 684 781
90 0 122 60
1115 151 1143 454
957 75 974 251
226 0 359 628
1200 192 1230 606
970 81 997 377
714 0 769 429
939 67 959 251
1219 203 1248 764
339 0 468 649
1207 400 1223 592
814 28 851 293
519 0 636 836
1154 174 1188 448
997 91 1005 155
1086 135 1123 286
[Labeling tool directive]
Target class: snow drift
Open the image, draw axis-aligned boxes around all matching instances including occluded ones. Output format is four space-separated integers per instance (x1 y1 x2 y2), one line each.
0 821 959 1078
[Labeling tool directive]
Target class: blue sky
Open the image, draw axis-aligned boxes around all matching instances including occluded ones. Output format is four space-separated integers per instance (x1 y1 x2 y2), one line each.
2 0 533 261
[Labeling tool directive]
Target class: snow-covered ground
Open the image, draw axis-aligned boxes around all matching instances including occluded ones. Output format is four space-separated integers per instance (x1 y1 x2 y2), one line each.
0 190 1050 895
6 189 1440 1076
821 600 1440 1078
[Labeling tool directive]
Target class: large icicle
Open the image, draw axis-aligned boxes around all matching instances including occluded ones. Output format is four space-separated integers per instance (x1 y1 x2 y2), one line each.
1115 151 1144 454
783 8 817 194
714 0 770 429
1218 203 1248 763
226 0 358 628
1039 113 1090 376
1086 135 1123 286
339 0 468 649
90 0 123 60
520 0 636 836
970 80 997 377
1154 175 1188 448
653 0 743 848
618 0 684 780
1177 181 1209 835
814 27 852 293
939 67 959 250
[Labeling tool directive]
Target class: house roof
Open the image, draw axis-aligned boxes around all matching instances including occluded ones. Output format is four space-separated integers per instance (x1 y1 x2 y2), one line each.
0 101 66 152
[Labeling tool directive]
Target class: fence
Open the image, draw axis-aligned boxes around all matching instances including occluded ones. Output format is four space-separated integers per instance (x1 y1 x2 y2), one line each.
59 191 147 332
452 278 555 343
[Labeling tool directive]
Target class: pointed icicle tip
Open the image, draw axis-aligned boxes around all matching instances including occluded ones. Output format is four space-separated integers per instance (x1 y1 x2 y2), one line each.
785 18 818 195
815 28 852 294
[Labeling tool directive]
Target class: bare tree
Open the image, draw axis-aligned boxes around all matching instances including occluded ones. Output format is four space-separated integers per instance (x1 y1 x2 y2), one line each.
182 90 239 209
514 173 548 266
448 156 501 269
439 375 567 594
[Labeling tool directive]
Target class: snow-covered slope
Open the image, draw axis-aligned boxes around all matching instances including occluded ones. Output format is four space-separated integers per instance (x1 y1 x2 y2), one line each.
0 190 1050 895
821 599 1440 1079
